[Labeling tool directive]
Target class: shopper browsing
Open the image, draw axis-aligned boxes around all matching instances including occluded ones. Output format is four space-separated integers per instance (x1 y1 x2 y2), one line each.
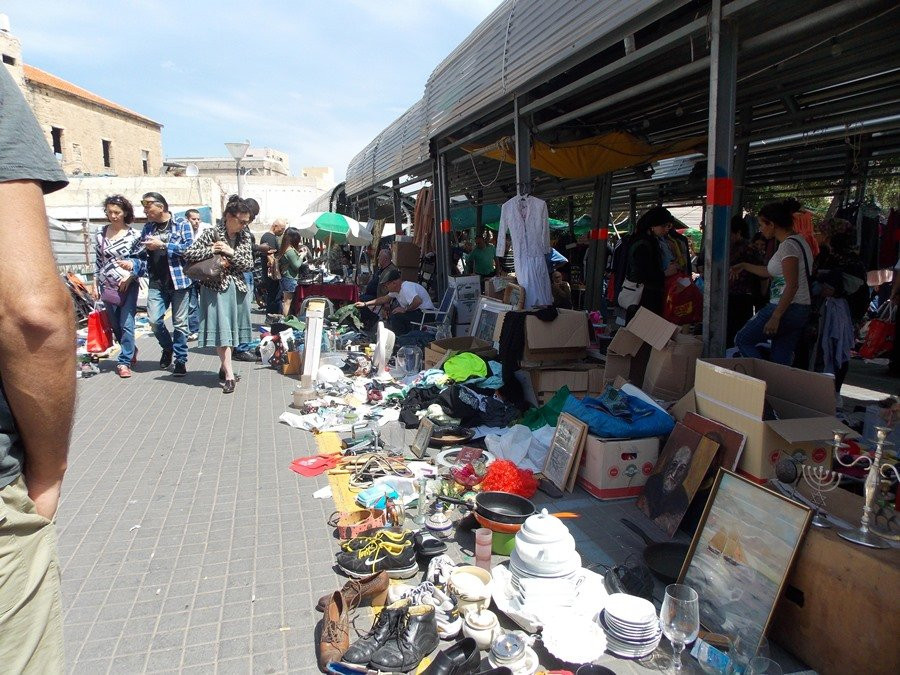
355 269 434 336
731 199 813 365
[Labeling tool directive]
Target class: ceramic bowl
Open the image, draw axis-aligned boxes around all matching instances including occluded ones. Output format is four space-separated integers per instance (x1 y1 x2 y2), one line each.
449 565 492 613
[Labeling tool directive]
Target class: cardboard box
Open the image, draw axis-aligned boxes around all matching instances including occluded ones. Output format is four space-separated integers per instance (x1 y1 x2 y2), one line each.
681 358 850 481
522 309 590 362
392 242 421 267
424 336 497 368
484 276 508 300
398 266 418 282
603 308 701 400
577 435 660 500
454 323 471 337
524 364 604 404
455 297 478 324
449 275 481 305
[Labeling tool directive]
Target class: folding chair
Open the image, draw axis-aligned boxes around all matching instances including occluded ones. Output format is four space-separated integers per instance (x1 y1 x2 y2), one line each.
416 287 456 334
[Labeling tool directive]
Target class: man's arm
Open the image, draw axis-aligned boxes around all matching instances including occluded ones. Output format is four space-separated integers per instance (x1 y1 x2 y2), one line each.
0 180 75 519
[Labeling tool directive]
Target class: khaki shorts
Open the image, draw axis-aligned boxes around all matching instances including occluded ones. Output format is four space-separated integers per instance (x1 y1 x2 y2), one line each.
0 475 64 674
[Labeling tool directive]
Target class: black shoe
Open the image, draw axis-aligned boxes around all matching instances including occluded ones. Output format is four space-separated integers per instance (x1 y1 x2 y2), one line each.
159 349 173 369
340 528 414 553
369 604 439 672
223 379 236 394
173 361 187 377
336 539 418 579
414 530 448 558
233 350 259 362
421 637 479 675
342 599 409 665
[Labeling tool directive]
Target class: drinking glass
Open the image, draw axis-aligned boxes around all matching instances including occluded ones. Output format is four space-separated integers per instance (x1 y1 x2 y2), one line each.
732 633 769 673
747 657 782 675
659 584 700 672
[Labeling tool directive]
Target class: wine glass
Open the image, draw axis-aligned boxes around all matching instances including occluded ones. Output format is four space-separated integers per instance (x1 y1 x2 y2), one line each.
747 657 783 675
659 583 700 672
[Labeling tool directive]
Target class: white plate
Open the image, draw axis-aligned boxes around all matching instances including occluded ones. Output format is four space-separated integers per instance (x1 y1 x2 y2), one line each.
541 616 607 664
604 593 657 624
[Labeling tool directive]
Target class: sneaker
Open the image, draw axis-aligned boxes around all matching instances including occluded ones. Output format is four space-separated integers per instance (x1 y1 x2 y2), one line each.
159 349 173 369
336 539 418 579
115 364 132 378
392 581 461 640
340 528 413 554
426 554 457 588
173 361 187 377
233 350 259 362
187 333 199 341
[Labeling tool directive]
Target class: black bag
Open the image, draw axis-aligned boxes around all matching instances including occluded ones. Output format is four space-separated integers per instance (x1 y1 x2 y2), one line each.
184 254 227 283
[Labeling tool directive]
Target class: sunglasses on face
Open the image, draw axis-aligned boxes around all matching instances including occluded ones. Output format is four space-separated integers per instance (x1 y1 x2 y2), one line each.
141 200 161 207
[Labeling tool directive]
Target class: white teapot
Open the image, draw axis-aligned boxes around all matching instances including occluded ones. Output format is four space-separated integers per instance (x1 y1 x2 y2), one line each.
461 607 502 650
512 509 577 573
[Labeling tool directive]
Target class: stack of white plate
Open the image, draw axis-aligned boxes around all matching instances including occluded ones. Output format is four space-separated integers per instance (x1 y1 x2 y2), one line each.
597 593 662 659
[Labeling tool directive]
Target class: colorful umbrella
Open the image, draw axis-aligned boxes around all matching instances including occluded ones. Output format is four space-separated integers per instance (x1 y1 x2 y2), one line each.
296 212 372 245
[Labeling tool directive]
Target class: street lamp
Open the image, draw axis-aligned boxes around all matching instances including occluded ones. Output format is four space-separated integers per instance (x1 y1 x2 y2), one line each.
224 141 250 197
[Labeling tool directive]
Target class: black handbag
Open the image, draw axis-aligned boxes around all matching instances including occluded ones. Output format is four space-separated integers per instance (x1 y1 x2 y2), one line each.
184 254 227 283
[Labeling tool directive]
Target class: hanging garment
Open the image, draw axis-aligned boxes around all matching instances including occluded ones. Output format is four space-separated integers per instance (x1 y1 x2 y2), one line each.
498 195 553 308
821 297 854 375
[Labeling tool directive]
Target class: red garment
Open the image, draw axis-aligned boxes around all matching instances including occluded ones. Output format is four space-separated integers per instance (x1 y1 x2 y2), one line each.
792 210 819 258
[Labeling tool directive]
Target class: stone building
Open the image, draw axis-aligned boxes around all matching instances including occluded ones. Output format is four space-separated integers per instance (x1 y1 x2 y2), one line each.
1 15 163 177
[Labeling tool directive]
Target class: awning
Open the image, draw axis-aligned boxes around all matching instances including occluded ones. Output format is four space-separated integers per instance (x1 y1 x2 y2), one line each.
467 131 705 180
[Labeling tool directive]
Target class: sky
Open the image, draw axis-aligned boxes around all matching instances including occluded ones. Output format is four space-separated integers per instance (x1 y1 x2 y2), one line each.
3 0 504 180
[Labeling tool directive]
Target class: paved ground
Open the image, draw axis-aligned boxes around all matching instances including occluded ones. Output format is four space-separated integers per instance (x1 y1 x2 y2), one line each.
61 312 339 674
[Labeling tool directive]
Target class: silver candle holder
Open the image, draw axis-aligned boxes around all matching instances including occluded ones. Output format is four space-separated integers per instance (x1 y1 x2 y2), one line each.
833 427 899 549
801 463 842 529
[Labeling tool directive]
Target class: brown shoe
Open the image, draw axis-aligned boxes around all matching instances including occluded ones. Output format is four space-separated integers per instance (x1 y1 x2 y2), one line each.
316 571 389 612
318 591 349 672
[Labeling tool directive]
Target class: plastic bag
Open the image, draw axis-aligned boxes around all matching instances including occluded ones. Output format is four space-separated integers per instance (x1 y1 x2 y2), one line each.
86 305 113 353
663 274 703 324
859 303 895 359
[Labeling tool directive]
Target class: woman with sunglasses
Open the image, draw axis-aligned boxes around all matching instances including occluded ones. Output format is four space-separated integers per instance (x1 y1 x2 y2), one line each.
182 195 254 393
94 194 141 378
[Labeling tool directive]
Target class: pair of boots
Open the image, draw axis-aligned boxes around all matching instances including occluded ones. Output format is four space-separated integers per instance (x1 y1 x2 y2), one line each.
343 598 439 672
317 572 390 672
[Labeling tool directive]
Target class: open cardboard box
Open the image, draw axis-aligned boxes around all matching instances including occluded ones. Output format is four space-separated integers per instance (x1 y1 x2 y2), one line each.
424 336 497 369
603 307 702 401
672 358 852 481
522 363 604 404
521 309 590 362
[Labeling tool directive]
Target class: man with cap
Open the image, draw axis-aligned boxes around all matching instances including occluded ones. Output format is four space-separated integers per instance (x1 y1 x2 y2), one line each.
133 192 194 375
355 268 434 336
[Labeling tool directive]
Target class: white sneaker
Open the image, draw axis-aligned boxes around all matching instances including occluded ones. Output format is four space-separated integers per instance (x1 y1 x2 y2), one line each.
426 554 456 587
396 581 462 639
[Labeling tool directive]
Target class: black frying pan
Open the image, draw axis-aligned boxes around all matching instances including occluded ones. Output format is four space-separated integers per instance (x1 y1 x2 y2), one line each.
439 491 535 525
621 518 689 585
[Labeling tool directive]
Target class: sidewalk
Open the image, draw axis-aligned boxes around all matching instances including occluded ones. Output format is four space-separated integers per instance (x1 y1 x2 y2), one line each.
60 323 337 673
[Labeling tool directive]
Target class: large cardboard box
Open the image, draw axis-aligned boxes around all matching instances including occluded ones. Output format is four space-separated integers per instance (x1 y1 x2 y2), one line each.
392 242 421 267
577 435 660 500
449 275 481 305
455 296 478 324
684 358 849 481
603 308 701 400
424 336 497 368
524 364 604 404
522 309 590 362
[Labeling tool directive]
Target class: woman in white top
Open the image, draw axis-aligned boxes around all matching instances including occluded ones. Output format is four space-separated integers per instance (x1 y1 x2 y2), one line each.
730 199 812 365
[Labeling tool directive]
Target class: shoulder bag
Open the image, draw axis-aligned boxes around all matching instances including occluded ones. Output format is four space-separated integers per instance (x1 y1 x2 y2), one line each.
617 279 644 310
184 230 228 283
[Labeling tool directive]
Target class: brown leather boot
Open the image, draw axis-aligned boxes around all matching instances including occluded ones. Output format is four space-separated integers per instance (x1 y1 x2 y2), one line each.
318 591 349 672
315 570 389 612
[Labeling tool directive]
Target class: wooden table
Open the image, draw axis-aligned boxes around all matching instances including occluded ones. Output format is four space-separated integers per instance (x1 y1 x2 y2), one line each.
770 484 900 675
289 283 359 315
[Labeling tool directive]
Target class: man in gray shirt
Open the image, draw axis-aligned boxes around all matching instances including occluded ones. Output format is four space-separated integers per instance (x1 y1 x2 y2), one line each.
0 65 75 670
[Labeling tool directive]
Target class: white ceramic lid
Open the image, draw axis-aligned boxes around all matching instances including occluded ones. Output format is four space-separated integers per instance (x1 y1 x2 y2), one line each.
465 608 498 629
517 509 571 545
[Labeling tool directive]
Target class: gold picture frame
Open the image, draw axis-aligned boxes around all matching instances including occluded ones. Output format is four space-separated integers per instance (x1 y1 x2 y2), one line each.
542 413 588 492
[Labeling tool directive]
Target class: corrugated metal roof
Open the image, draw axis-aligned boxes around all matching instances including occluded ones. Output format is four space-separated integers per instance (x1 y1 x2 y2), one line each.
345 99 430 197
424 0 674 137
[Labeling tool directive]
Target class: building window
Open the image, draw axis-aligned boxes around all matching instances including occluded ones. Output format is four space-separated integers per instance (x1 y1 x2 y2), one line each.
102 140 112 168
1 54 15 66
141 150 149 175
51 127 63 158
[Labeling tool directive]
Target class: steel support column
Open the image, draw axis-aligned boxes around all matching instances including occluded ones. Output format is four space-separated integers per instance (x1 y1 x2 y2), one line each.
732 107 753 215
584 173 612 312
514 97 532 195
391 178 402 234
703 0 738 358
475 189 484 237
433 155 450 297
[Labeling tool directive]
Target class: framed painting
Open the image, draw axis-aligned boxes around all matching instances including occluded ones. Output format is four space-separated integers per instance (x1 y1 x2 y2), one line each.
542 413 588 492
502 283 526 310
678 469 812 653
410 418 434 459
636 422 720 537
471 297 513 344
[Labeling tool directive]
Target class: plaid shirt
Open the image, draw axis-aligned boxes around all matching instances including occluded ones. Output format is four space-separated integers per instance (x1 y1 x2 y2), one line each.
133 217 194 290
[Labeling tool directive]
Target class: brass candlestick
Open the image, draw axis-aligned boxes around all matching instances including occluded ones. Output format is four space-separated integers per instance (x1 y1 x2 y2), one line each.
834 427 899 549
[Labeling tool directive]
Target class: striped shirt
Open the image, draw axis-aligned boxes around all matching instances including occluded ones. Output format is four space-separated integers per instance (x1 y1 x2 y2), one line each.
94 226 141 288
